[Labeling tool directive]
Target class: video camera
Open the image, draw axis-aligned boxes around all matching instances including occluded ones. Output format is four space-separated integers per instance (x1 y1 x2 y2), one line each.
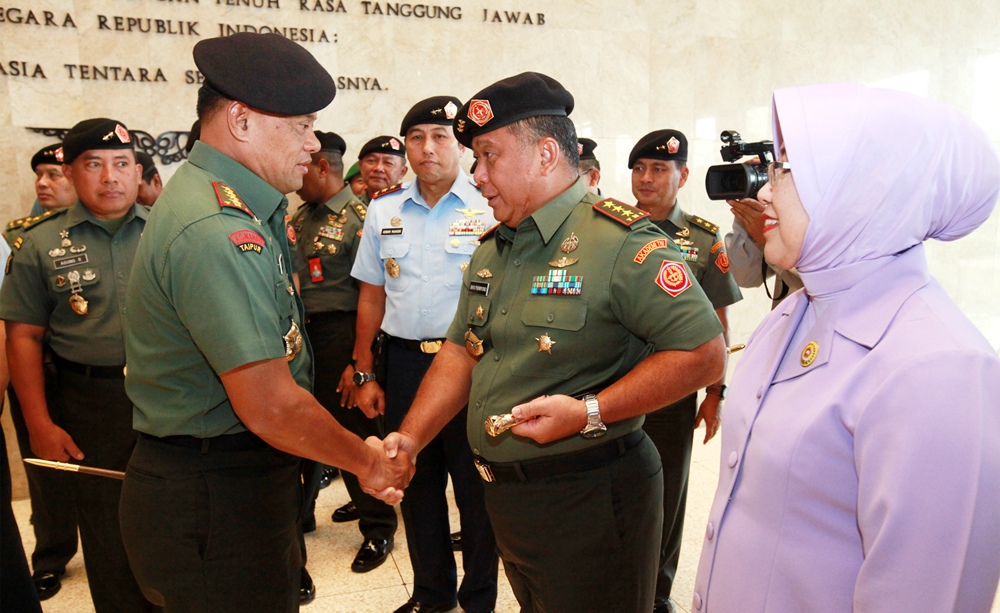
704 131 774 200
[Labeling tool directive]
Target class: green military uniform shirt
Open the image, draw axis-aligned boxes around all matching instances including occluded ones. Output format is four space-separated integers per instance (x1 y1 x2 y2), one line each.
290 187 367 315
650 203 742 310
0 201 147 366
125 142 312 438
445 179 723 463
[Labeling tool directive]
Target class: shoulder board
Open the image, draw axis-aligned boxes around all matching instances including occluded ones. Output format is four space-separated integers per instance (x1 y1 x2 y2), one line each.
593 198 649 227
349 201 367 221
213 182 256 219
373 183 403 199
480 222 502 241
6 216 31 231
20 209 65 232
686 213 719 234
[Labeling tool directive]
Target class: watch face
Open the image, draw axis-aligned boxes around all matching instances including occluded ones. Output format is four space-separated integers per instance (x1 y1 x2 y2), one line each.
353 372 366 386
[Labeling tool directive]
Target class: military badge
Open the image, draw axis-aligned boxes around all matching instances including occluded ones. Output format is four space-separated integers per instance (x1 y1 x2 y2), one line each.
468 100 494 127
229 230 265 254
55 275 66 287
60 230 71 247
532 270 582 295
801 341 818 367
465 329 484 357
48 248 66 258
455 208 485 219
386 257 400 278
678 245 699 262
548 257 577 268
70 245 86 254
67 271 88 315
450 218 487 236
593 199 648 226
536 333 556 354
283 321 304 361
391 216 402 227
55 147 63 162
285 215 296 245
319 226 344 241
327 244 337 255
666 136 680 154
476 269 492 279
476 305 484 319
309 257 323 283
115 124 131 143
560 232 579 253
13 237 22 250
460 261 469 272
578 143 584 155
214 182 260 224
81 269 96 281
389 138 401 150
634 239 671 264
444 101 458 119
655 261 691 297
715 250 730 273
711 241 724 253
457 119 466 133
4 254 11 275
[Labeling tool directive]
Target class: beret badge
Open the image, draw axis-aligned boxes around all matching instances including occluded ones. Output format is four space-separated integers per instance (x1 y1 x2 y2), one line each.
666 136 680 154
444 101 458 120
468 100 494 127
55 147 64 162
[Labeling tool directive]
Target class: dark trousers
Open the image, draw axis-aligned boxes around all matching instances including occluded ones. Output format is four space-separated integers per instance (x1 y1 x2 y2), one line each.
384 340 498 613
484 433 664 613
121 434 302 613
8 380 80 576
642 392 698 604
301 311 396 555
2 404 44 613
53 364 154 613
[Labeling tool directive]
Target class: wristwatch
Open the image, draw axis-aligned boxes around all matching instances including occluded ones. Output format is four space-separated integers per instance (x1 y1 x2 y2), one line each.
580 394 607 439
352 371 377 386
706 384 728 399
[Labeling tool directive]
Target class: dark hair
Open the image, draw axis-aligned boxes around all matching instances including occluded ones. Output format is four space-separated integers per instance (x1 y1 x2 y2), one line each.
508 115 580 169
579 158 601 173
314 151 344 178
196 85 231 122
141 165 159 182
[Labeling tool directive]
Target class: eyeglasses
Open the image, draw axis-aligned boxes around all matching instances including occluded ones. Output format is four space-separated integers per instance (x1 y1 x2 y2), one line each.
767 161 791 186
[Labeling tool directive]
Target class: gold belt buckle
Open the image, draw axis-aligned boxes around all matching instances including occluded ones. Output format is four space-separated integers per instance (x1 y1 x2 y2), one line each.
420 340 443 354
474 458 495 483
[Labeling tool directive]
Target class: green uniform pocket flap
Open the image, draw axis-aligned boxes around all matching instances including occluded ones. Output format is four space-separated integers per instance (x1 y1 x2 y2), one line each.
521 297 588 331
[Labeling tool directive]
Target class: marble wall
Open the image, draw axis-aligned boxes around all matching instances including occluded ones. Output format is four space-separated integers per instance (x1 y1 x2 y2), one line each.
2 0 999 349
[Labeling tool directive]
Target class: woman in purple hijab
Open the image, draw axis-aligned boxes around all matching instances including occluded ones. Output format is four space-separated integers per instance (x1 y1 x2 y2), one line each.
693 82 1000 612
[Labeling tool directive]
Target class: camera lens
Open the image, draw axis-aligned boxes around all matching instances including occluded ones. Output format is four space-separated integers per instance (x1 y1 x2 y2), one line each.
705 163 769 200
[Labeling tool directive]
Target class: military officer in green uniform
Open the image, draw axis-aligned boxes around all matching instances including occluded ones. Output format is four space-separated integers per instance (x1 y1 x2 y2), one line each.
629 128 742 613
3 142 82 602
1 118 154 613
345 160 366 197
373 73 727 613
118 33 413 613
356 135 408 205
577 137 601 195
290 130 398 577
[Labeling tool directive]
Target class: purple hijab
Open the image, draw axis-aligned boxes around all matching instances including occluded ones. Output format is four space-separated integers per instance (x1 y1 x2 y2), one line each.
772 83 1000 297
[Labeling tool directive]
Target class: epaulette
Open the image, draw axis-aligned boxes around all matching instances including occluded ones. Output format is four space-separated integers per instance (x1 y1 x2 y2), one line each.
349 201 367 221
479 222 502 241
373 183 403 199
213 182 257 220
593 198 649 227
20 209 65 232
6 216 30 232
686 213 719 234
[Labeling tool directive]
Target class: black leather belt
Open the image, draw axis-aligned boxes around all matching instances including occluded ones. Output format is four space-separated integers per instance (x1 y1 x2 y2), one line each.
473 429 644 484
387 334 445 354
140 430 267 453
54 354 125 379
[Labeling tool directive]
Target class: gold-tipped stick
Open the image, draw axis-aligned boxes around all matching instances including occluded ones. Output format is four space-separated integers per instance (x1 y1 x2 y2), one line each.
727 343 746 355
24 458 125 480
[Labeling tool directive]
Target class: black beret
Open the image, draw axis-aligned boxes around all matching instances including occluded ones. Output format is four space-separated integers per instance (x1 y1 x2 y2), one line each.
136 151 158 177
184 119 201 154
31 143 63 171
193 33 336 116
358 136 406 160
315 131 346 154
578 138 598 161
453 72 574 148
628 129 687 168
399 96 462 136
345 161 361 182
62 118 135 165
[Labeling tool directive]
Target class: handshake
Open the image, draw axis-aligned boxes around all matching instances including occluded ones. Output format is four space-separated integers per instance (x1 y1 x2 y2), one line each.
358 432 419 505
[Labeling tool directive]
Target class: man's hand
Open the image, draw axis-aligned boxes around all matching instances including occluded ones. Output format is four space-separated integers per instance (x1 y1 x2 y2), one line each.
29 422 84 462
337 364 358 408
360 435 416 504
356 381 386 418
509 395 588 444
694 394 722 444
729 198 767 245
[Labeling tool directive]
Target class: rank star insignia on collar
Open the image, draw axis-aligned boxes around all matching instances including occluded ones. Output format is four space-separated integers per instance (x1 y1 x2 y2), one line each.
536 333 556 354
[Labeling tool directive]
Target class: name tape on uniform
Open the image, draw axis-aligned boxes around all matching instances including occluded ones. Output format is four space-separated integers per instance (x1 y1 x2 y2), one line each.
229 230 265 254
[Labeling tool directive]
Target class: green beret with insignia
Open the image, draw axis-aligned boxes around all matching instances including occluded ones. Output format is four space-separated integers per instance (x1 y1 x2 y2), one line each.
345 161 361 182
315 131 346 155
453 72 574 148
579 138 598 161
358 136 406 161
400 96 463 136
628 129 687 168
193 33 336 116
61 118 135 165
31 143 63 171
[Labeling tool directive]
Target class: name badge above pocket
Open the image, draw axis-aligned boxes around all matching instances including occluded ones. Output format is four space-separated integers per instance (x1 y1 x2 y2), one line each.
381 228 403 236
54 254 88 270
469 281 489 297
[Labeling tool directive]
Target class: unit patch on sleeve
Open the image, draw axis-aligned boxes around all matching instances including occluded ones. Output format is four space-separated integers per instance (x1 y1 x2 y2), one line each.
634 238 671 264
229 230 265 254
715 249 731 273
655 261 691 297
593 199 649 226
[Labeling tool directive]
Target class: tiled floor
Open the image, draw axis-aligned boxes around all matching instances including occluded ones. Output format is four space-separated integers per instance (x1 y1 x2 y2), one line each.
12 430 1000 612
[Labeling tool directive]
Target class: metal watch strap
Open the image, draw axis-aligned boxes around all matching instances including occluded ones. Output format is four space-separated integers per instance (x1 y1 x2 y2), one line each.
580 393 607 439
